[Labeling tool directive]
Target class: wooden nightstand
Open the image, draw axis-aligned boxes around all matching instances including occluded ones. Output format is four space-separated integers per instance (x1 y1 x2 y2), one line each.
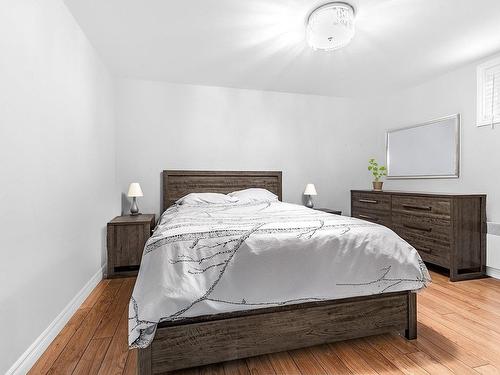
314 208 342 215
106 214 155 278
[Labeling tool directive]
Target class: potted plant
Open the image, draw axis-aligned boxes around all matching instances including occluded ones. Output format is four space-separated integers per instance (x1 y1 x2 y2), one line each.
368 158 387 191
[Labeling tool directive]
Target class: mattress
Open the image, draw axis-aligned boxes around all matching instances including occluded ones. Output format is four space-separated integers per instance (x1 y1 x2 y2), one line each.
129 200 430 348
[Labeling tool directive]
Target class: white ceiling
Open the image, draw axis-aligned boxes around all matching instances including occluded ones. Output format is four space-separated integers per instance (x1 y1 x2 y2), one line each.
64 0 500 97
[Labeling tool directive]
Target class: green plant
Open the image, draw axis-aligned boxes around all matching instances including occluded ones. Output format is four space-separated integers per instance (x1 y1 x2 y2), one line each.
368 158 387 182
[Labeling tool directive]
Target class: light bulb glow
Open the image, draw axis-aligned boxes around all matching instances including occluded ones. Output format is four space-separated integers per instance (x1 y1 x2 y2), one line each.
306 2 356 51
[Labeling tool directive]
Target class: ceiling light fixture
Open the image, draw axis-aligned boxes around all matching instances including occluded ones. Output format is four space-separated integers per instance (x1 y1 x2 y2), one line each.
306 2 356 51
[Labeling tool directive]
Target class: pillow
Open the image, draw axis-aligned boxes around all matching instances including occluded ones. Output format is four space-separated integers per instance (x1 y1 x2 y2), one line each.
175 192 239 205
228 188 278 202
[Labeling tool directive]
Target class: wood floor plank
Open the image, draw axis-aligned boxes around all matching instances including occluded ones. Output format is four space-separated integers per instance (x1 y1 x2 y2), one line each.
352 338 404 374
422 307 500 357
387 332 420 355
429 282 500 317
474 281 500 293
368 335 430 375
81 279 111 309
418 310 492 367
222 359 251 375
245 354 276 375
431 281 489 303
266 351 300 375
289 347 327 374
410 333 479 375
449 281 484 295
426 271 449 284
445 304 500 335
45 279 123 375
94 278 135 339
475 364 500 375
97 305 130 375
417 293 456 315
422 285 478 314
309 344 352 375
28 307 90 374
477 278 500 288
417 320 488 368
123 349 138 375
199 363 225 375
72 337 111 375
406 351 455 375
438 313 500 357
330 341 379 374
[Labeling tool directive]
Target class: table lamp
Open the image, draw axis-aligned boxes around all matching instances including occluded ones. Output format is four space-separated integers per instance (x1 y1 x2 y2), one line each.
304 183 317 208
127 182 143 216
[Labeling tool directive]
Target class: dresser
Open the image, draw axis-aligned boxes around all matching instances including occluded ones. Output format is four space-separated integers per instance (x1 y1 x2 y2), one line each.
351 190 486 281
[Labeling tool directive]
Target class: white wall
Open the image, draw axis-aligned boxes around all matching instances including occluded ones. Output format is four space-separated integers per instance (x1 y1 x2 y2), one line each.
0 0 118 373
364 59 500 272
115 79 384 219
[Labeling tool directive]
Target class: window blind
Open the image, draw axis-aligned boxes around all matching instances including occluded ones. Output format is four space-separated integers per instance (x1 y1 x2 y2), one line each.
483 65 500 122
477 57 500 127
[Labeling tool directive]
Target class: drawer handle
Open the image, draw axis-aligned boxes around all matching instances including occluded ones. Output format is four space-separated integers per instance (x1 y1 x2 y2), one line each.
358 214 379 222
403 223 432 232
403 204 432 211
359 199 378 204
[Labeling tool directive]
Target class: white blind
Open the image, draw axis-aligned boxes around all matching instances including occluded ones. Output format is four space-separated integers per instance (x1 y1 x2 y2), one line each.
483 65 500 122
477 57 500 127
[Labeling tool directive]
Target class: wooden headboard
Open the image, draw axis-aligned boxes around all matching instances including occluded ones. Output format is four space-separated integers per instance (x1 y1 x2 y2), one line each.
162 170 282 212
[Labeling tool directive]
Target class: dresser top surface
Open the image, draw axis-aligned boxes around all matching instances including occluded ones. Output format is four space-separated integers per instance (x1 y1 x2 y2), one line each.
351 190 486 198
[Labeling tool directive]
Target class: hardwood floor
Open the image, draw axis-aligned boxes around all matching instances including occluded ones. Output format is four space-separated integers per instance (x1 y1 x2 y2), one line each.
29 271 500 374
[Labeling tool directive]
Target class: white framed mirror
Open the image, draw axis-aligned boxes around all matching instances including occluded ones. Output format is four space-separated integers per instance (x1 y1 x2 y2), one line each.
386 114 461 179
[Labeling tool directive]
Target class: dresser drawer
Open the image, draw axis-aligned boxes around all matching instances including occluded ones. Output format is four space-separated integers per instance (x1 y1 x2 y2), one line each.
352 208 391 226
393 211 451 268
392 195 451 219
392 213 451 243
396 227 451 267
352 192 391 212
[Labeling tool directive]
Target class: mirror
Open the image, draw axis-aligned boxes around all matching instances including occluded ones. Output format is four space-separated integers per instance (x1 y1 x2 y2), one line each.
386 114 460 179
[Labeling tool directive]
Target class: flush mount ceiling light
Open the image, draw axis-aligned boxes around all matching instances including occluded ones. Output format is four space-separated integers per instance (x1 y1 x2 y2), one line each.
306 2 356 51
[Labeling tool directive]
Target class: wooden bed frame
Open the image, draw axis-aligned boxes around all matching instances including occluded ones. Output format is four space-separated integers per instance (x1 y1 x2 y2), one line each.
137 170 417 374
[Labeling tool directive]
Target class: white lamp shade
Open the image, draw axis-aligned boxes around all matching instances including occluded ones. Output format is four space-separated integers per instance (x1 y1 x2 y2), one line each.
304 183 317 196
127 183 144 197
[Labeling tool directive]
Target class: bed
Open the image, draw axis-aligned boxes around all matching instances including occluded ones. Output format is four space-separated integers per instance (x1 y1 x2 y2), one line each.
132 170 430 374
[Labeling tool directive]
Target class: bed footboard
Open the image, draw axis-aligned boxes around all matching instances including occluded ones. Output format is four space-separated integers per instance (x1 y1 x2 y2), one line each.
137 291 417 374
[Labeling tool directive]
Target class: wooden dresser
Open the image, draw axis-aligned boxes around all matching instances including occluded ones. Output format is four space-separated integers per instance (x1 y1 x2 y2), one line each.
351 190 486 281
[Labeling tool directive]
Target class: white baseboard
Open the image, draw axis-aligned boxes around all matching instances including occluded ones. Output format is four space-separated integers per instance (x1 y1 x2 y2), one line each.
486 266 500 280
6 264 106 375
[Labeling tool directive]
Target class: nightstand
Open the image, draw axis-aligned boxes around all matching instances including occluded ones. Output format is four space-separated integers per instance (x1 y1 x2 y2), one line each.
314 208 342 215
106 214 155 278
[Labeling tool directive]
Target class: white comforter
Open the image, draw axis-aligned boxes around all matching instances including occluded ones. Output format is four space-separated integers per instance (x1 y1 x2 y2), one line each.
129 201 430 348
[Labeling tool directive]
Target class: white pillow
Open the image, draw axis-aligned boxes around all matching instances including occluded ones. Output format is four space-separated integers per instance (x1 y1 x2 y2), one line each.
228 188 278 202
176 192 239 205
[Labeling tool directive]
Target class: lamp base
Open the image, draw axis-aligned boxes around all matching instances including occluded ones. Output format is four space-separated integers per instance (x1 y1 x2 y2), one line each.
305 196 314 209
130 197 140 216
